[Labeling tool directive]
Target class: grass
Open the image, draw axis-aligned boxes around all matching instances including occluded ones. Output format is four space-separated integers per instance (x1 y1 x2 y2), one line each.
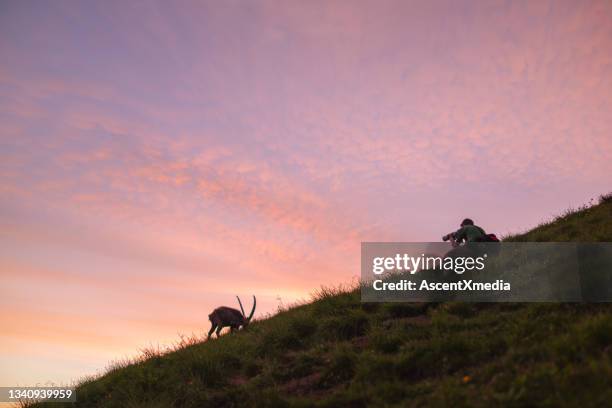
27 193 612 408
504 192 612 242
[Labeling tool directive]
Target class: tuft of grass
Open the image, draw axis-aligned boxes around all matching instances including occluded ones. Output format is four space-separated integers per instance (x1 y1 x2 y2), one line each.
370 330 405 354
320 310 369 341
318 345 357 388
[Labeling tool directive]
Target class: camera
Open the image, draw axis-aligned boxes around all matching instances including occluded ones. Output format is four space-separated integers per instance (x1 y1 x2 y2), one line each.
442 232 455 242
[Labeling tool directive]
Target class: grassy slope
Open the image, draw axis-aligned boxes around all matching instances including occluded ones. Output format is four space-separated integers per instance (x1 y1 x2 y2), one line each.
36 195 612 408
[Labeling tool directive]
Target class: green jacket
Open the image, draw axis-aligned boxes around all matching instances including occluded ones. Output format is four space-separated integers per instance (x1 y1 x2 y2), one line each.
454 225 486 243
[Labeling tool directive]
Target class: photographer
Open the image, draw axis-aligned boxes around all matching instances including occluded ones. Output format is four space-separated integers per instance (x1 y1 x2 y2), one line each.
444 218 487 245
443 218 500 259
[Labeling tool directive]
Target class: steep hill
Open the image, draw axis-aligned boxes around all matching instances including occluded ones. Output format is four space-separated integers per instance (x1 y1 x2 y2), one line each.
32 194 612 407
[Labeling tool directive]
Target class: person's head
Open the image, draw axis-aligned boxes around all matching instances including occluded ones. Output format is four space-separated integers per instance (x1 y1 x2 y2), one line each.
460 218 474 227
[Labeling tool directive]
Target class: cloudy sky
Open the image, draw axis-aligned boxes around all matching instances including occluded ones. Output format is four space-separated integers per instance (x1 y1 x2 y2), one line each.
1 0 611 386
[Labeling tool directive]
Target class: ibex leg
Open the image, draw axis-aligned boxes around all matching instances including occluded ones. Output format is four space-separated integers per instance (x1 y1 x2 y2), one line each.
207 324 216 339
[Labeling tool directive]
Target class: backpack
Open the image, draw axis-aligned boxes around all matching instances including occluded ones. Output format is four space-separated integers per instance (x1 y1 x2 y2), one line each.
484 233 500 242
475 233 500 243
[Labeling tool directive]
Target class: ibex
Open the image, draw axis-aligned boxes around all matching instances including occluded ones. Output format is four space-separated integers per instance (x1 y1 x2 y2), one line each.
207 295 256 339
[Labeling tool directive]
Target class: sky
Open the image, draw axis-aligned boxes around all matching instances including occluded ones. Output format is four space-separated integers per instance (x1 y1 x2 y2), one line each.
1 0 611 387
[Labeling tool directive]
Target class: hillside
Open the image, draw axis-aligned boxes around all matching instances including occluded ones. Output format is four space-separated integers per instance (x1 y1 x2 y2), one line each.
32 194 612 408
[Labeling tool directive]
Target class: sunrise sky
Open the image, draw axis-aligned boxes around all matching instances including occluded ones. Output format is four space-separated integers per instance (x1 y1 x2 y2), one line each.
1 0 611 387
